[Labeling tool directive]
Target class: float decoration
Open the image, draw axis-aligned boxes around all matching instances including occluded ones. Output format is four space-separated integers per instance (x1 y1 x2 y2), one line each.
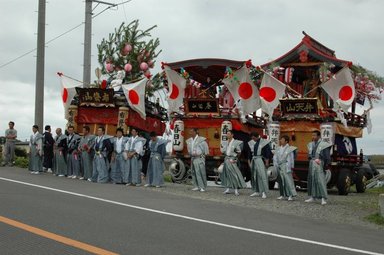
97 20 163 97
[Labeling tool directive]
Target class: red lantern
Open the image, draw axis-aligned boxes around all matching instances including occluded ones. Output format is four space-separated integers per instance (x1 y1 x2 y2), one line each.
101 80 107 89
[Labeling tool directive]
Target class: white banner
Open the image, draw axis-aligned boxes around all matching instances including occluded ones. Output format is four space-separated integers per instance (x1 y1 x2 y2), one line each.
320 122 335 145
220 120 232 152
172 120 184 151
267 122 280 151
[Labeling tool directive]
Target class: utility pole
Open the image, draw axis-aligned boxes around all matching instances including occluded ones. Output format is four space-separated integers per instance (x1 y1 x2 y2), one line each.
83 0 116 87
34 0 46 130
82 0 92 87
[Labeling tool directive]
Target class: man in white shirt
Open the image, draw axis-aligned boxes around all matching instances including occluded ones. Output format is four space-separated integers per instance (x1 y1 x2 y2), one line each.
124 128 145 186
92 126 113 183
29 125 43 174
273 135 297 201
186 128 209 192
220 130 246 196
110 128 128 184
66 125 81 178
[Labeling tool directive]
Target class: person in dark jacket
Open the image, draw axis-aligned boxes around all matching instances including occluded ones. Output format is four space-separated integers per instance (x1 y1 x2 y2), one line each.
43 125 55 173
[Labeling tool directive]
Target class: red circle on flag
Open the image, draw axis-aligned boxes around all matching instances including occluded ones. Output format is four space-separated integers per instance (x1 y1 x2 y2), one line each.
339 85 353 101
169 83 179 99
259 87 276 102
128 90 139 105
62 88 68 103
238 82 253 99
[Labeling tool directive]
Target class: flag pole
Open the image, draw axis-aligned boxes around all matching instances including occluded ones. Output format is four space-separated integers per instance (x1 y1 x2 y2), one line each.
57 72 84 84
197 79 223 96
257 66 302 97
303 66 350 97
198 61 250 96
302 85 321 98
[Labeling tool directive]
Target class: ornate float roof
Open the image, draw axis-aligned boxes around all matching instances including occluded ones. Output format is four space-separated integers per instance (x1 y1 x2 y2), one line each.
261 31 352 69
164 58 246 84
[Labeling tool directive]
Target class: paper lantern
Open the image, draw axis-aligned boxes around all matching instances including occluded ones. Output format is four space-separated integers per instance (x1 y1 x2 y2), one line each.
140 62 149 71
124 63 132 72
123 44 132 53
220 120 232 152
172 120 184 151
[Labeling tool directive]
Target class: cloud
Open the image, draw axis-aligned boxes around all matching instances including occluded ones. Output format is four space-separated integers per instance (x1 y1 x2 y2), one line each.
0 79 66 141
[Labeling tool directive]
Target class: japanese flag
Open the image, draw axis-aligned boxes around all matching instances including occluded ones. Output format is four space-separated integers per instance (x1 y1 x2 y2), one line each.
122 78 147 120
58 72 82 119
222 65 260 115
164 66 187 113
321 67 355 112
259 72 286 118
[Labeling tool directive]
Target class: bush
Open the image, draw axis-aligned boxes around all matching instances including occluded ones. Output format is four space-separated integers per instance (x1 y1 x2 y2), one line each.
15 147 27 158
14 157 29 168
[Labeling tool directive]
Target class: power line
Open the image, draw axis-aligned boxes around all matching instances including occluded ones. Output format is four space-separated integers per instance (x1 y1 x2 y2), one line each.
0 0 134 70
0 23 84 70
121 0 129 23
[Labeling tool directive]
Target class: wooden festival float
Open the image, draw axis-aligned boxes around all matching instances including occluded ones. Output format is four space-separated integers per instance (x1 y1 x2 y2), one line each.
261 32 381 194
60 20 167 137
164 58 266 183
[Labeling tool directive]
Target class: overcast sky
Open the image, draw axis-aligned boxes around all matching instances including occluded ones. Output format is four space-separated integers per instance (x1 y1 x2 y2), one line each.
0 0 383 154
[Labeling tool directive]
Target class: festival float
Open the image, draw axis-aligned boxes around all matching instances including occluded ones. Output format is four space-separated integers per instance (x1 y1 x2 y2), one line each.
163 59 266 183
59 20 167 137
261 32 382 194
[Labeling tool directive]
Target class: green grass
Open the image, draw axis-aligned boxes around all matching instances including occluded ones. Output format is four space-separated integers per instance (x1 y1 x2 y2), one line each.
366 186 384 194
365 213 384 225
163 174 172 183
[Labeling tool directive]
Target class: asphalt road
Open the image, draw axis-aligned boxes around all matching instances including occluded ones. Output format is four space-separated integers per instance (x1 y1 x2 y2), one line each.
0 167 383 255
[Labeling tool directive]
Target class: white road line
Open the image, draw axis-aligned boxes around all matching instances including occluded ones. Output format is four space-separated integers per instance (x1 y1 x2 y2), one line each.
1 177 383 255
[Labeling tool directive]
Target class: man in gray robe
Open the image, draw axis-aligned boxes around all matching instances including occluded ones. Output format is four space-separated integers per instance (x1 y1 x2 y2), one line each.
53 128 67 177
221 130 246 196
110 128 128 184
2 121 17 167
145 131 168 188
78 125 95 181
186 128 209 192
29 125 43 174
305 130 332 205
248 132 272 199
124 128 145 186
66 125 81 179
92 126 113 183
273 135 297 201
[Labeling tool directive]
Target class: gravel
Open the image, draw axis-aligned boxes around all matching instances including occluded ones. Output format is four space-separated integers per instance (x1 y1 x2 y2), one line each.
150 174 383 230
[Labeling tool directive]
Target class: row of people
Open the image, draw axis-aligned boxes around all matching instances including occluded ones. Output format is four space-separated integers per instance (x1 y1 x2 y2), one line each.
26 124 331 205
190 129 330 205
28 125 169 187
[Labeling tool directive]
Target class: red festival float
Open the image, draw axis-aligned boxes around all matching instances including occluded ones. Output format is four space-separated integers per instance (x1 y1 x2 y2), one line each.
260 32 381 194
163 58 266 182
59 20 167 137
